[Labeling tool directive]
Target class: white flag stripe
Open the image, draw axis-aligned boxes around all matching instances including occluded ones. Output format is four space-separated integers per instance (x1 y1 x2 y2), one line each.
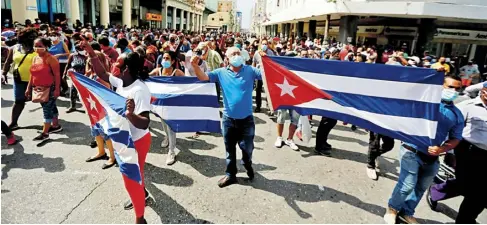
151 105 221 121
297 98 438 138
293 70 443 103
145 82 217 96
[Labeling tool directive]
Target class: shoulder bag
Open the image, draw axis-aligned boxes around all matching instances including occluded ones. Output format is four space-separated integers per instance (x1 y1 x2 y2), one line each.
32 57 54 103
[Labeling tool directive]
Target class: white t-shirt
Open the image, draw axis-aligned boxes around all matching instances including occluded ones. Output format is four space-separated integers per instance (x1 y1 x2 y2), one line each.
185 49 208 76
109 75 152 141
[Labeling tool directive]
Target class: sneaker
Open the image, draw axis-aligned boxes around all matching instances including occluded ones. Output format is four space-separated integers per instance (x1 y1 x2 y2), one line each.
366 167 378 180
274 137 283 148
33 133 49 141
398 214 419 224
383 206 398 224
217 176 237 188
426 188 438 211
48 125 63 134
315 148 331 156
7 133 17 145
161 138 169 148
284 139 299 151
375 158 381 173
124 189 150 210
166 152 176 165
351 125 357 131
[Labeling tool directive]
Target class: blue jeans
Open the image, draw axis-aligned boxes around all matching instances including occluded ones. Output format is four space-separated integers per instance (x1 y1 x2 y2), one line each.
13 81 28 102
388 146 440 216
40 87 59 123
222 115 255 178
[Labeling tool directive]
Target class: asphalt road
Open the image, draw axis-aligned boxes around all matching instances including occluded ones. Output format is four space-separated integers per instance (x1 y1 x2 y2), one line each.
1 78 486 224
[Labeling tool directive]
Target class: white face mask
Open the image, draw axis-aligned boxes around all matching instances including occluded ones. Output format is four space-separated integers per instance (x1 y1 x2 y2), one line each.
40 30 47 34
78 50 86 55
50 36 58 42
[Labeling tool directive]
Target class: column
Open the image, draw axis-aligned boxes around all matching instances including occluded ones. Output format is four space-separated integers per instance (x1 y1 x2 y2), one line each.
11 0 38 23
162 5 167 29
90 0 96 25
100 0 110 27
415 19 436 55
181 10 185 30
79 0 84 24
185 11 190 31
198 15 202 32
123 0 132 27
338 15 358 44
309 20 316 40
324 15 330 44
286 23 291 39
172 7 177 29
296 22 304 39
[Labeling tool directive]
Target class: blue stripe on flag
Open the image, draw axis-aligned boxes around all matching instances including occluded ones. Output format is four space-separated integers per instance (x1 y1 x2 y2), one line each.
115 154 142 183
151 94 219 107
325 91 439 121
269 56 444 85
164 119 221 133
107 128 135 149
279 106 433 150
146 76 211 84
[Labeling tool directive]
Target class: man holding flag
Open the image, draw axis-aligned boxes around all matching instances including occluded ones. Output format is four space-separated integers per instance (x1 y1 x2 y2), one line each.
191 47 264 188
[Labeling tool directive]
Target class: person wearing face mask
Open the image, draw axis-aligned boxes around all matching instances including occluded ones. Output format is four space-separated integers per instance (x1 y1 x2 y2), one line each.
2 28 38 130
426 82 487 224
459 60 480 87
252 39 275 113
200 41 224 102
384 74 464 224
81 37 152 224
191 47 264 188
48 31 70 96
148 50 184 165
116 38 132 55
235 38 250 64
25 37 62 141
64 41 87 113
431 57 451 75
184 37 208 77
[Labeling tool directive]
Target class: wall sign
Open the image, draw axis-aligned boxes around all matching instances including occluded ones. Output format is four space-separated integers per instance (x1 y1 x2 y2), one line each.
434 28 487 41
146 13 162 21
384 26 418 36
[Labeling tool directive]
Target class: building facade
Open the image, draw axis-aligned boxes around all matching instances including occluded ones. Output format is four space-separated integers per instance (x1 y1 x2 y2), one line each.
261 0 487 73
2 0 205 31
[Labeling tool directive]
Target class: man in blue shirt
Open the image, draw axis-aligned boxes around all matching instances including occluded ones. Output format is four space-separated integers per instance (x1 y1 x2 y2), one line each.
191 47 263 188
384 74 465 224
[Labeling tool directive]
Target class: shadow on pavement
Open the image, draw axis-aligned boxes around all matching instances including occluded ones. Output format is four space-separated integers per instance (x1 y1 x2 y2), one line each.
1 143 66 180
436 202 459 221
1 97 14 108
241 173 386 219
298 146 400 181
37 119 93 147
144 163 213 224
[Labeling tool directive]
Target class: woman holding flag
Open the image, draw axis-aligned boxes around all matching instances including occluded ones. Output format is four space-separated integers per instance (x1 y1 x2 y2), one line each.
80 38 152 224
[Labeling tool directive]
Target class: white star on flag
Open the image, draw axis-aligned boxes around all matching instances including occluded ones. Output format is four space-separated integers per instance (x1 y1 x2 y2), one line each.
87 95 97 112
275 78 298 98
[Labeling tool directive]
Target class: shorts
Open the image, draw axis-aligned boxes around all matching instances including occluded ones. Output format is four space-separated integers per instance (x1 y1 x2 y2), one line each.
13 81 29 102
91 124 109 140
461 78 472 87
276 109 300 126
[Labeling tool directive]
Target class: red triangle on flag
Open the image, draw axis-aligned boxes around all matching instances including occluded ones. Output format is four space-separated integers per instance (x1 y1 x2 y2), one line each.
261 56 332 111
69 71 107 126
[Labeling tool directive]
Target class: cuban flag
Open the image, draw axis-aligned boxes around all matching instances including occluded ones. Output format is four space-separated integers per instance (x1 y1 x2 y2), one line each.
145 76 221 133
68 71 142 184
261 56 444 149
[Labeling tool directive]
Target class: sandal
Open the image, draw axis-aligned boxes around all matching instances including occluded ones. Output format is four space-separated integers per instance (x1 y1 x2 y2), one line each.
101 161 117 169
85 154 108 162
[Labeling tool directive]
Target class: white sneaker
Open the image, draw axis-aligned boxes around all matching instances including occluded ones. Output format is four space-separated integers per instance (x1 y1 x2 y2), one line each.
166 153 176 165
383 207 398 224
366 167 378 180
161 138 169 148
284 139 299 151
274 137 283 148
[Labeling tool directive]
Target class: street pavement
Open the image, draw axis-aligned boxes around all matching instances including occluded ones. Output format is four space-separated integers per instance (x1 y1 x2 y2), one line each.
1 78 486 224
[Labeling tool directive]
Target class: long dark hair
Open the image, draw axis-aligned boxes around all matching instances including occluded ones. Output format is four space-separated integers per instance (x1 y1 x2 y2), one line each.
163 50 179 70
17 28 38 50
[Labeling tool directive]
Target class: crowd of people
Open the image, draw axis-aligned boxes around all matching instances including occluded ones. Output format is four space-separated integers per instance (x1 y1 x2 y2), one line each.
1 19 486 224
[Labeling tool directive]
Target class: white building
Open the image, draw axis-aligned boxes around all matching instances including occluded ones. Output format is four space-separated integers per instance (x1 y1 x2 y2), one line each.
262 0 487 69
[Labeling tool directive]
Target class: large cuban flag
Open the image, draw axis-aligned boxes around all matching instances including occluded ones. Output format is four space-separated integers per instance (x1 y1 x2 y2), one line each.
68 71 142 183
261 56 444 149
145 76 221 133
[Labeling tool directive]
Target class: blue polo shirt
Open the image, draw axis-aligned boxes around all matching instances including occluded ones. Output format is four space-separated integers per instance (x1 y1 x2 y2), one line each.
208 65 262 119
404 102 464 154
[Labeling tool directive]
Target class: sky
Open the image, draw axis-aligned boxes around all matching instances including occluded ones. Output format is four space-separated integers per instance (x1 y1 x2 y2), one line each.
236 0 256 29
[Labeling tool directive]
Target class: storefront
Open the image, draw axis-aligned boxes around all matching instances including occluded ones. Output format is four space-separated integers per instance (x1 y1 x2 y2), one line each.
432 28 487 68
383 26 418 51
144 13 162 28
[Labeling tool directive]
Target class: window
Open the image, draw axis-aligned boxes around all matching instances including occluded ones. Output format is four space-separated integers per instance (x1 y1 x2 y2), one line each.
36 0 65 13
212 18 215 21
219 18 224 21
2 0 11 9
